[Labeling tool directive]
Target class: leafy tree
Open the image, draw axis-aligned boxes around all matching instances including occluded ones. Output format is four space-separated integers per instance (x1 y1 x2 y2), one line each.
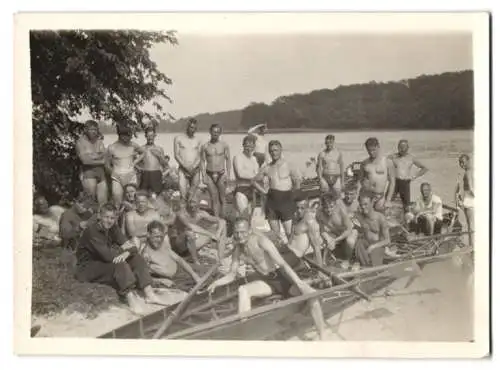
31 30 177 204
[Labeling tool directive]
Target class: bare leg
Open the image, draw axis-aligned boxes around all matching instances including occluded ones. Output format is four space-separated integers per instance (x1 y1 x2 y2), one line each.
178 170 189 200
188 170 201 201
125 291 144 314
206 175 221 217
268 219 282 238
111 180 124 207
96 180 108 206
319 177 329 193
464 208 474 247
289 285 326 340
82 178 97 200
238 281 273 314
143 284 166 305
217 220 228 261
216 173 228 216
282 220 293 241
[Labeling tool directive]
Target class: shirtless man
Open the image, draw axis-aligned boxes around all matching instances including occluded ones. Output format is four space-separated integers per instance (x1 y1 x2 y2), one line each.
207 218 327 340
201 124 231 217
455 154 474 246
139 220 201 288
105 124 144 206
173 193 227 265
75 120 108 205
174 118 202 201
137 127 169 198
248 123 269 167
233 135 260 219
354 192 391 267
33 195 65 244
125 191 162 244
252 140 302 242
360 137 395 213
287 195 323 266
389 139 428 213
316 192 358 267
316 135 344 193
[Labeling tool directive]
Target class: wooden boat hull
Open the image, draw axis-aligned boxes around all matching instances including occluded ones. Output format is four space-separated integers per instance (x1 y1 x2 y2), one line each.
99 247 471 340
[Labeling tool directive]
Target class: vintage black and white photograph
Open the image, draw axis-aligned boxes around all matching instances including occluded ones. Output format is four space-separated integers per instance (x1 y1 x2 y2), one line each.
15 12 490 357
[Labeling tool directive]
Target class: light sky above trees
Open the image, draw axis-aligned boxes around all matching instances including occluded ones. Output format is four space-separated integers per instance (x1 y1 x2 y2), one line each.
149 33 472 119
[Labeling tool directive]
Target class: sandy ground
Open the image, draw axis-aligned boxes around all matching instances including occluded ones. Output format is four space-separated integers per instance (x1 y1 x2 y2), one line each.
288 257 474 342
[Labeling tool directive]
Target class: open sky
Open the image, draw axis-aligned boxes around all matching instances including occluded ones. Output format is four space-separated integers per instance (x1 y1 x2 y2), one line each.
148 33 472 119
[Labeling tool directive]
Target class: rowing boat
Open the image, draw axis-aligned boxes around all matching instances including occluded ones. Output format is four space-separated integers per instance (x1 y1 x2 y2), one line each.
98 233 472 340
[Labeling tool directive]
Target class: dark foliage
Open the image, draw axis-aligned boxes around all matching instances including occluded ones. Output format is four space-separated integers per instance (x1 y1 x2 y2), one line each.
31 30 177 204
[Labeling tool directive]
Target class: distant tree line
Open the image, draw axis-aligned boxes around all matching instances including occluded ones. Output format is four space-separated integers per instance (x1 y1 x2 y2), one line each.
115 70 472 135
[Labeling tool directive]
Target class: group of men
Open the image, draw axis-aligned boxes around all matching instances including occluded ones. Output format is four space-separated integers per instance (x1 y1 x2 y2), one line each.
32 118 474 339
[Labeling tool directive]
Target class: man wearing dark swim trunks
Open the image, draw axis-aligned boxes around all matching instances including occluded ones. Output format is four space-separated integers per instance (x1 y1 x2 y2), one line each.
389 139 428 215
201 124 231 217
137 127 169 198
207 218 327 340
76 120 108 206
252 140 301 243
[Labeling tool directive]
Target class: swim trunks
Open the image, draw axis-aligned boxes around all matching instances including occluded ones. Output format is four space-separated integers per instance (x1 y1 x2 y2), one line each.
394 178 411 210
81 164 106 183
111 170 137 187
280 247 306 271
139 170 163 194
463 195 474 209
206 169 225 185
265 189 296 222
257 267 295 298
234 184 256 202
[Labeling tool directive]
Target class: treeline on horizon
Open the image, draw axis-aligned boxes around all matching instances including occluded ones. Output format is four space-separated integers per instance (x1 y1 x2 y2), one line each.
99 70 473 134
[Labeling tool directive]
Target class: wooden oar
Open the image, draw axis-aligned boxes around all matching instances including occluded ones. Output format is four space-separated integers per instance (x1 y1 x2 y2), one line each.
337 246 472 279
152 263 220 339
303 257 371 301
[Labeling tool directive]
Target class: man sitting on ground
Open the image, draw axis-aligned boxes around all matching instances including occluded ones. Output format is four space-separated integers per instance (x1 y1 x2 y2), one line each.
173 193 227 265
75 203 166 314
354 192 391 267
316 192 358 268
59 192 95 250
124 190 162 244
407 182 443 236
139 221 201 288
33 195 66 245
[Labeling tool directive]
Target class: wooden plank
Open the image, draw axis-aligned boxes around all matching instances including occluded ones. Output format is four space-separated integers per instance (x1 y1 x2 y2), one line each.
152 264 220 339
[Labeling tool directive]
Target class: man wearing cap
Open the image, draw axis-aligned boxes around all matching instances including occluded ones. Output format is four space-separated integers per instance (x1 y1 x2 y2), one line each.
248 123 269 167
76 120 108 206
105 123 144 206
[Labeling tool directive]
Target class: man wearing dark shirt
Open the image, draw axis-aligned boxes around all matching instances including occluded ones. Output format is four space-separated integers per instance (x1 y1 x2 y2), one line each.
75 203 166 314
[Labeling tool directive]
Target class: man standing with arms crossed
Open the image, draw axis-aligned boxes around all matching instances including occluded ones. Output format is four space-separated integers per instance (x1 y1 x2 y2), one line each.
389 139 428 215
201 124 231 218
360 137 395 213
76 120 108 206
174 118 203 201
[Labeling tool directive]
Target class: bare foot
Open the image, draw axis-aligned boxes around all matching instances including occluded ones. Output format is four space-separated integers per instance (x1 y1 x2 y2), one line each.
126 292 145 315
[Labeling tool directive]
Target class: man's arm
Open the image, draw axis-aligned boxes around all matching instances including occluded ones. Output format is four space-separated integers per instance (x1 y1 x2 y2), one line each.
338 151 345 189
258 235 307 290
200 143 207 182
316 152 324 179
76 139 104 165
367 215 391 253
224 143 231 179
412 157 428 180
360 160 370 190
252 165 269 194
290 164 302 191
85 229 121 262
170 248 201 282
207 247 240 292
335 208 354 242
306 216 323 266
104 146 113 173
124 212 137 239
385 160 396 203
173 136 184 169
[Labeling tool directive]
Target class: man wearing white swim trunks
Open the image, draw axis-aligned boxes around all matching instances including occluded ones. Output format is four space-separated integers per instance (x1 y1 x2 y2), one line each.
316 134 344 193
455 154 474 246
105 124 144 206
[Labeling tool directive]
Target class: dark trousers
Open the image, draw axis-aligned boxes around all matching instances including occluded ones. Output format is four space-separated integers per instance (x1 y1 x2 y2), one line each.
76 254 152 296
409 216 443 236
394 178 411 211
